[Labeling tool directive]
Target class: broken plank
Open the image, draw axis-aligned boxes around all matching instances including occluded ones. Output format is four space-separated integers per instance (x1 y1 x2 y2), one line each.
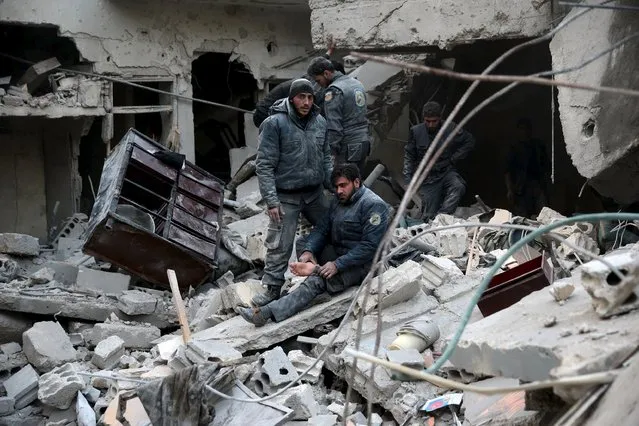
111 105 173 114
17 57 61 93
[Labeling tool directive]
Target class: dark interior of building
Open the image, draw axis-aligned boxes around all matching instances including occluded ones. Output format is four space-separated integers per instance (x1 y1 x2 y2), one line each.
191 52 258 181
407 39 603 217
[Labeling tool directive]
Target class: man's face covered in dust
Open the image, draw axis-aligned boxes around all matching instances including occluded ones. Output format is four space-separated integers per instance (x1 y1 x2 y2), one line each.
424 116 442 136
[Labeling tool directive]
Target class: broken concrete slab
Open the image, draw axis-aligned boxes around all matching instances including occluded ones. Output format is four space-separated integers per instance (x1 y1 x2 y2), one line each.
272 384 320 420
288 350 323 384
309 415 338 426
75 267 130 296
227 209 269 246
0 255 18 283
38 363 85 409
83 322 160 350
193 287 359 352
433 274 481 304
185 340 242 364
29 267 54 284
0 234 39 257
355 260 422 316
449 282 639 401
117 290 158 316
23 322 76 372
55 237 84 261
0 282 176 328
4 364 39 409
42 261 78 286
235 176 262 205
92 336 125 370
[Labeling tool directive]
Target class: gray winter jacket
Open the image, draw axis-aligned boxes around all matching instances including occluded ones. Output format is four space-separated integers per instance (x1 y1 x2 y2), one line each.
256 98 333 208
324 72 370 162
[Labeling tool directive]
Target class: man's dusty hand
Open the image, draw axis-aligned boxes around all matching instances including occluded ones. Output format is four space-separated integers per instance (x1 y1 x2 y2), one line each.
267 206 284 223
289 262 316 277
319 261 338 279
299 251 317 264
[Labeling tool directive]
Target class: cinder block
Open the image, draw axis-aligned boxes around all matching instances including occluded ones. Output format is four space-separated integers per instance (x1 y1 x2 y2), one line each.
82 322 160 349
117 290 158 316
91 336 125 370
38 363 85 409
4 365 39 407
76 267 130 296
252 346 299 396
22 322 76 372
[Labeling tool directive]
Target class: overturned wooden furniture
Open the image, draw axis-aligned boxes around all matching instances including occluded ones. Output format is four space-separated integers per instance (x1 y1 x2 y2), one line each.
84 129 223 290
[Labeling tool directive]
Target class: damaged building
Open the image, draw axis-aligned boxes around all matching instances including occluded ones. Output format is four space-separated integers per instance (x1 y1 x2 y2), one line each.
0 0 638 425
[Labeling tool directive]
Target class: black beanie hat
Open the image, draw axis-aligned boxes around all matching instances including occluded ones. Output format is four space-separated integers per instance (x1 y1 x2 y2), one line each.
289 78 315 100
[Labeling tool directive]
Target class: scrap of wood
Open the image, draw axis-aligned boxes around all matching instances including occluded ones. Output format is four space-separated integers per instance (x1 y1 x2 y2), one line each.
167 269 191 343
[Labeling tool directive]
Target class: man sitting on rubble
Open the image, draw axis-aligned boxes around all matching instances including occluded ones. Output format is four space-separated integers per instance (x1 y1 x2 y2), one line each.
252 78 333 308
403 101 475 221
239 164 391 326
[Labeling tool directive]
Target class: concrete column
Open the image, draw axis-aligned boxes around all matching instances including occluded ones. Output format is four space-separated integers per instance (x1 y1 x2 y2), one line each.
175 76 196 163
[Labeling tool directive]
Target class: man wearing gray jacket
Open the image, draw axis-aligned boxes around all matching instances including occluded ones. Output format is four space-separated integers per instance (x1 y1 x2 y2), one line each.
253 79 333 307
307 57 370 171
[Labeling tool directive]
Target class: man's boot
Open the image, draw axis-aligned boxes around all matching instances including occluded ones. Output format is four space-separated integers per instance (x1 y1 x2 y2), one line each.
238 306 272 327
251 285 281 307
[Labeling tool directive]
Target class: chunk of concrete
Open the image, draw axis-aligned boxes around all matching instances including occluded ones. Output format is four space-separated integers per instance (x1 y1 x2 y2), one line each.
4 365 39 408
37 363 85 409
355 260 422 316
235 201 263 220
0 397 15 416
1 342 22 355
83 322 160 349
288 349 324 384
42 262 79 287
309 415 338 426
23 322 76 372
449 283 639 401
185 340 242 364
76 267 130 296
252 346 299 396
273 384 320 420
437 228 467 258
55 237 84 261
29 267 54 284
246 232 267 263
220 279 265 313
44 406 78 426
117 290 158 316
235 176 262 205
78 80 101 107
421 255 463 291
91 336 125 370
0 233 39 257
215 270 234 288
385 349 424 381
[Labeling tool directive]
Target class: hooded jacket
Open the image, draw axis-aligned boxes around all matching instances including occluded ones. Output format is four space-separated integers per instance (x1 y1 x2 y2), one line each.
256 98 333 208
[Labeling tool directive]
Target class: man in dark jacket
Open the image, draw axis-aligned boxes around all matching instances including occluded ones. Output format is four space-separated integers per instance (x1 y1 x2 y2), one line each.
239 163 391 326
252 79 333 307
403 101 475 221
307 57 370 171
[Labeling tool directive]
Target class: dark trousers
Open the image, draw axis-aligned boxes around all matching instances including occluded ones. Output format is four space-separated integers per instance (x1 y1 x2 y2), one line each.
267 243 369 322
418 170 466 220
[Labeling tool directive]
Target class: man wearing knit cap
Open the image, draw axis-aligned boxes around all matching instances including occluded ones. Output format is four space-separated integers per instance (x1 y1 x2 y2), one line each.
252 78 333 307
307 57 370 171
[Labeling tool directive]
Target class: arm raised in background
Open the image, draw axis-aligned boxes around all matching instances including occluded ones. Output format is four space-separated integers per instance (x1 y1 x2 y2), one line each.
403 126 418 186
323 88 345 156
255 116 281 209
333 200 390 271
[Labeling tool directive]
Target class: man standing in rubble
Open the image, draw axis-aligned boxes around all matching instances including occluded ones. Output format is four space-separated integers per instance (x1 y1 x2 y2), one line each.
403 101 475 221
252 79 333 307
239 164 390 326
307 57 370 171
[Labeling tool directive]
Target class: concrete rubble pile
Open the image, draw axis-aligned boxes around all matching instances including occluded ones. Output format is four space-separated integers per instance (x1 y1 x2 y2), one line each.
2 161 639 426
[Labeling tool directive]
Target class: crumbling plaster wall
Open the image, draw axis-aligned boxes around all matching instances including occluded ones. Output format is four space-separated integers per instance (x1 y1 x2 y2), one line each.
0 0 314 162
550 4 639 204
308 0 553 50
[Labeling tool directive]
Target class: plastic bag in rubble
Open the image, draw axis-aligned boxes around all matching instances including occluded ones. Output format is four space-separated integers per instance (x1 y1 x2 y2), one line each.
137 364 218 426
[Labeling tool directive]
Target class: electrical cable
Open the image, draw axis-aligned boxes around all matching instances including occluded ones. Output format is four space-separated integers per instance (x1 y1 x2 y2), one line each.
0 51 254 114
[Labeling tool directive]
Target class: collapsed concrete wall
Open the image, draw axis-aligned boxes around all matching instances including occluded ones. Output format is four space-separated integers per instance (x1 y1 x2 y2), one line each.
308 0 553 50
0 0 314 161
550 5 639 204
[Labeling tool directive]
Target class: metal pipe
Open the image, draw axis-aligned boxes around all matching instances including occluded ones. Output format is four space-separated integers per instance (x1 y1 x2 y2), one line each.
363 164 386 187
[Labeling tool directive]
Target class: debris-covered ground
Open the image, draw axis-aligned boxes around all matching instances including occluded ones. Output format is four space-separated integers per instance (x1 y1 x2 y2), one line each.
1 147 638 426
